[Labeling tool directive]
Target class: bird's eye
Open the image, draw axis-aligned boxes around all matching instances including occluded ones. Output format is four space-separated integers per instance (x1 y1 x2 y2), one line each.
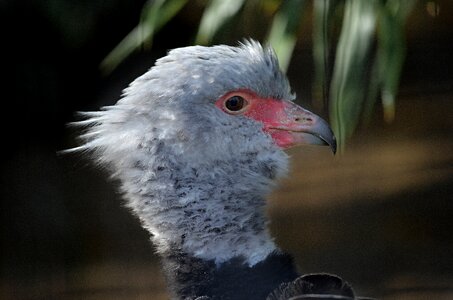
224 96 246 112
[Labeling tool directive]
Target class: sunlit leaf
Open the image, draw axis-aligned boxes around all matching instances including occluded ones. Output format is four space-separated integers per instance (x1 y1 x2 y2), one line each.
266 0 306 72
101 0 188 74
195 0 246 45
329 0 378 151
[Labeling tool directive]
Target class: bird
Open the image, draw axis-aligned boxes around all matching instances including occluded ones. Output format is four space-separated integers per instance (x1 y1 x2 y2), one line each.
69 40 368 300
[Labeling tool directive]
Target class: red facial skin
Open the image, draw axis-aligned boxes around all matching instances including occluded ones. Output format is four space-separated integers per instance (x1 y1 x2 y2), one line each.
215 89 330 149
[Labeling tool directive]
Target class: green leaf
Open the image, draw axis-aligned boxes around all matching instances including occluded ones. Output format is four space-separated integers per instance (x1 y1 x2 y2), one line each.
195 0 246 45
312 0 339 110
378 0 416 123
363 0 416 124
329 0 378 152
101 0 188 74
266 0 306 72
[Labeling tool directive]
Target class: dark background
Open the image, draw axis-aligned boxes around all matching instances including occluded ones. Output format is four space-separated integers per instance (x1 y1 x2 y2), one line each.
1 1 452 299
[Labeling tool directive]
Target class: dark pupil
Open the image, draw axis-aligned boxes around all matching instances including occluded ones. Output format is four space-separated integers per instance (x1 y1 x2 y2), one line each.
225 96 244 111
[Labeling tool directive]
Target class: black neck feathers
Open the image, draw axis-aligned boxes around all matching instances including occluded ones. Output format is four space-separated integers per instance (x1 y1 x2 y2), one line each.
161 250 299 300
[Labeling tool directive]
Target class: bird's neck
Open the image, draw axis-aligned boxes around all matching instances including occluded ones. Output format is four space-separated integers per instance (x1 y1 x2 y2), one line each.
161 249 299 300
118 141 288 266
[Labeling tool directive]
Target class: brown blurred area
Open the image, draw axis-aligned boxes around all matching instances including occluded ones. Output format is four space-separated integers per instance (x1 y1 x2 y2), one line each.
1 1 452 299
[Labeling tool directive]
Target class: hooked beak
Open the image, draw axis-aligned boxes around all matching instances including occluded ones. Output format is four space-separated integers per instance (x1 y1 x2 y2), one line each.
257 100 337 153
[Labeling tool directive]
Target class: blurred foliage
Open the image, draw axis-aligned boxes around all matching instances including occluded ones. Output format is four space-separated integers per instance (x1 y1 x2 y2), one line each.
102 0 416 150
100 0 188 74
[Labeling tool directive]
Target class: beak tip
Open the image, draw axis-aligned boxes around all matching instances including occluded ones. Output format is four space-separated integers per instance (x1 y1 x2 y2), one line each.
331 138 337 155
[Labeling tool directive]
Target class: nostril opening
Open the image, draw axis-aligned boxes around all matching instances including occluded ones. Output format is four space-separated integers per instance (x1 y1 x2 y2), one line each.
295 117 312 122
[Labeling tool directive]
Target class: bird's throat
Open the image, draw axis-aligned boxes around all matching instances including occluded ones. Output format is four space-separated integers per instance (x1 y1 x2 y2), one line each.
123 150 282 266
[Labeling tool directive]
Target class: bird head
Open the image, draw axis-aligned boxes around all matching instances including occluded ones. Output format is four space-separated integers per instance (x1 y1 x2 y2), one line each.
74 40 336 265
